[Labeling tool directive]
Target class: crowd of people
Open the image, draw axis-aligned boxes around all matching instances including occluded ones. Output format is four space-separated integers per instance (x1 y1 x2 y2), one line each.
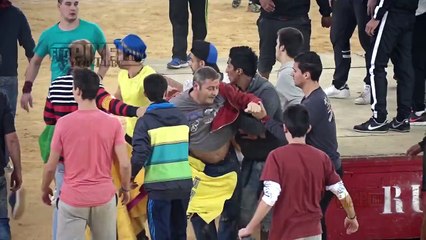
0 0 425 239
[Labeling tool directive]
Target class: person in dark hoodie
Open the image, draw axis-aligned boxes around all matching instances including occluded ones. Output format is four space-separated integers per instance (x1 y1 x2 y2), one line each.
0 0 35 116
131 74 193 240
255 0 332 79
226 46 283 240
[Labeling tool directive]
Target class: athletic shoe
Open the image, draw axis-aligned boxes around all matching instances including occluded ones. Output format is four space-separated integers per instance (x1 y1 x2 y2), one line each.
353 117 389 133
9 187 25 219
354 84 371 105
232 0 241 8
167 58 189 69
410 111 426 126
248 1 261 12
388 118 410 132
324 84 350 99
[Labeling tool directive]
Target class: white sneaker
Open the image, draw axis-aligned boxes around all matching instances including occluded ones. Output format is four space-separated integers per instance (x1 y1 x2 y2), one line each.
354 85 371 105
324 84 350 99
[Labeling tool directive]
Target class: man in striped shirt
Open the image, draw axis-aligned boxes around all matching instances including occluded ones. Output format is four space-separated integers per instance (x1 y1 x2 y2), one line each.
41 39 144 240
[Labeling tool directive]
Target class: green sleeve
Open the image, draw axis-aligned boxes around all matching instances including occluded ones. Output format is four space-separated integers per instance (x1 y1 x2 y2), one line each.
93 24 106 52
34 30 49 58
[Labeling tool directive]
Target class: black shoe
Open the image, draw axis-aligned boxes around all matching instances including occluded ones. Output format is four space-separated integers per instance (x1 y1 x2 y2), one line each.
353 117 389 133
388 118 410 132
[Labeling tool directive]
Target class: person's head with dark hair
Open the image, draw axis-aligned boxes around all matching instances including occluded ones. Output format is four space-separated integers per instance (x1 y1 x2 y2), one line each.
191 66 221 105
190 40 221 74
144 74 168 103
57 0 79 23
69 39 95 68
282 104 311 141
72 68 99 102
293 51 323 90
276 27 304 61
226 46 258 90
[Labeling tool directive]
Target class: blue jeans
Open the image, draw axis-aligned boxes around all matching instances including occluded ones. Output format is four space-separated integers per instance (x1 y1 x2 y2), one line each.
0 76 18 117
190 151 241 240
147 197 189 240
0 176 11 240
239 160 272 240
52 162 64 240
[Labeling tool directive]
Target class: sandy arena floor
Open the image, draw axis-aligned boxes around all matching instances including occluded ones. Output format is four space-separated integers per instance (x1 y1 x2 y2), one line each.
10 0 361 239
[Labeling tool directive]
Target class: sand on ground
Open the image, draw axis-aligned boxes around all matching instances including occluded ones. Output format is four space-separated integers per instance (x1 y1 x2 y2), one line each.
9 0 361 239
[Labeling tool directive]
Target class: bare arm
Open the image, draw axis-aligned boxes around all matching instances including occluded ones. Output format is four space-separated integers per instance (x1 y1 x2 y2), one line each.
97 46 110 79
5 132 22 191
114 143 131 191
41 150 60 205
24 54 43 84
238 200 273 238
21 55 44 112
164 76 183 92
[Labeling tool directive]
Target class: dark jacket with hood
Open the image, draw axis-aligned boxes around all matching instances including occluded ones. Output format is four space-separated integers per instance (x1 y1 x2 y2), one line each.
131 101 192 200
236 74 286 160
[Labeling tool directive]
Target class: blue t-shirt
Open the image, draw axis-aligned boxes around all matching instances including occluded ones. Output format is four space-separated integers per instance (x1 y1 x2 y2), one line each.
302 87 341 170
34 19 106 81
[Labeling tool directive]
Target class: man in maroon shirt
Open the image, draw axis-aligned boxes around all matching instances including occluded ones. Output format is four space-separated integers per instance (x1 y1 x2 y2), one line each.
238 104 359 239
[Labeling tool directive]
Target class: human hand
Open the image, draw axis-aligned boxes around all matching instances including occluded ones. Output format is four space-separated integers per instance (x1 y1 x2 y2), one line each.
321 16 332 28
136 107 146 118
406 143 422 158
20 93 33 112
119 188 130 205
238 227 254 239
249 102 267 120
245 102 262 114
10 168 22 192
365 19 380 37
259 0 275 12
41 187 54 206
344 217 359 234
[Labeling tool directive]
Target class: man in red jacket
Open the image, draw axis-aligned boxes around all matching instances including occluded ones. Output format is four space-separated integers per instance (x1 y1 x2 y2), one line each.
170 66 263 240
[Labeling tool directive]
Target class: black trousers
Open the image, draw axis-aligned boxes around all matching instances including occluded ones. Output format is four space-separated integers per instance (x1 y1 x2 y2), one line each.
412 13 426 112
366 11 416 122
257 16 311 75
320 167 343 240
331 0 370 89
169 0 208 60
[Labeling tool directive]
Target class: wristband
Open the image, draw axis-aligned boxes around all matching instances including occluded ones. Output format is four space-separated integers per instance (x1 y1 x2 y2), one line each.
261 115 270 124
120 186 130 192
22 81 33 94
347 215 356 220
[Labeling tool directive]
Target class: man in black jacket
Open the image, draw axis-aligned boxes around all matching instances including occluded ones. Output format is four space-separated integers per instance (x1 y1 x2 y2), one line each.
226 46 283 240
255 0 331 79
354 0 419 133
0 0 35 116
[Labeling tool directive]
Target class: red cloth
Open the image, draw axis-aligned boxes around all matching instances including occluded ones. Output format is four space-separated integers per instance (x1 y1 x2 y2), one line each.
0 0 11 9
261 144 342 240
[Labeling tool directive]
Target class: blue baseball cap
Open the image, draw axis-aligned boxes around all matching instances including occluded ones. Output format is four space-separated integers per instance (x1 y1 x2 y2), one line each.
114 34 147 60
191 40 220 72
